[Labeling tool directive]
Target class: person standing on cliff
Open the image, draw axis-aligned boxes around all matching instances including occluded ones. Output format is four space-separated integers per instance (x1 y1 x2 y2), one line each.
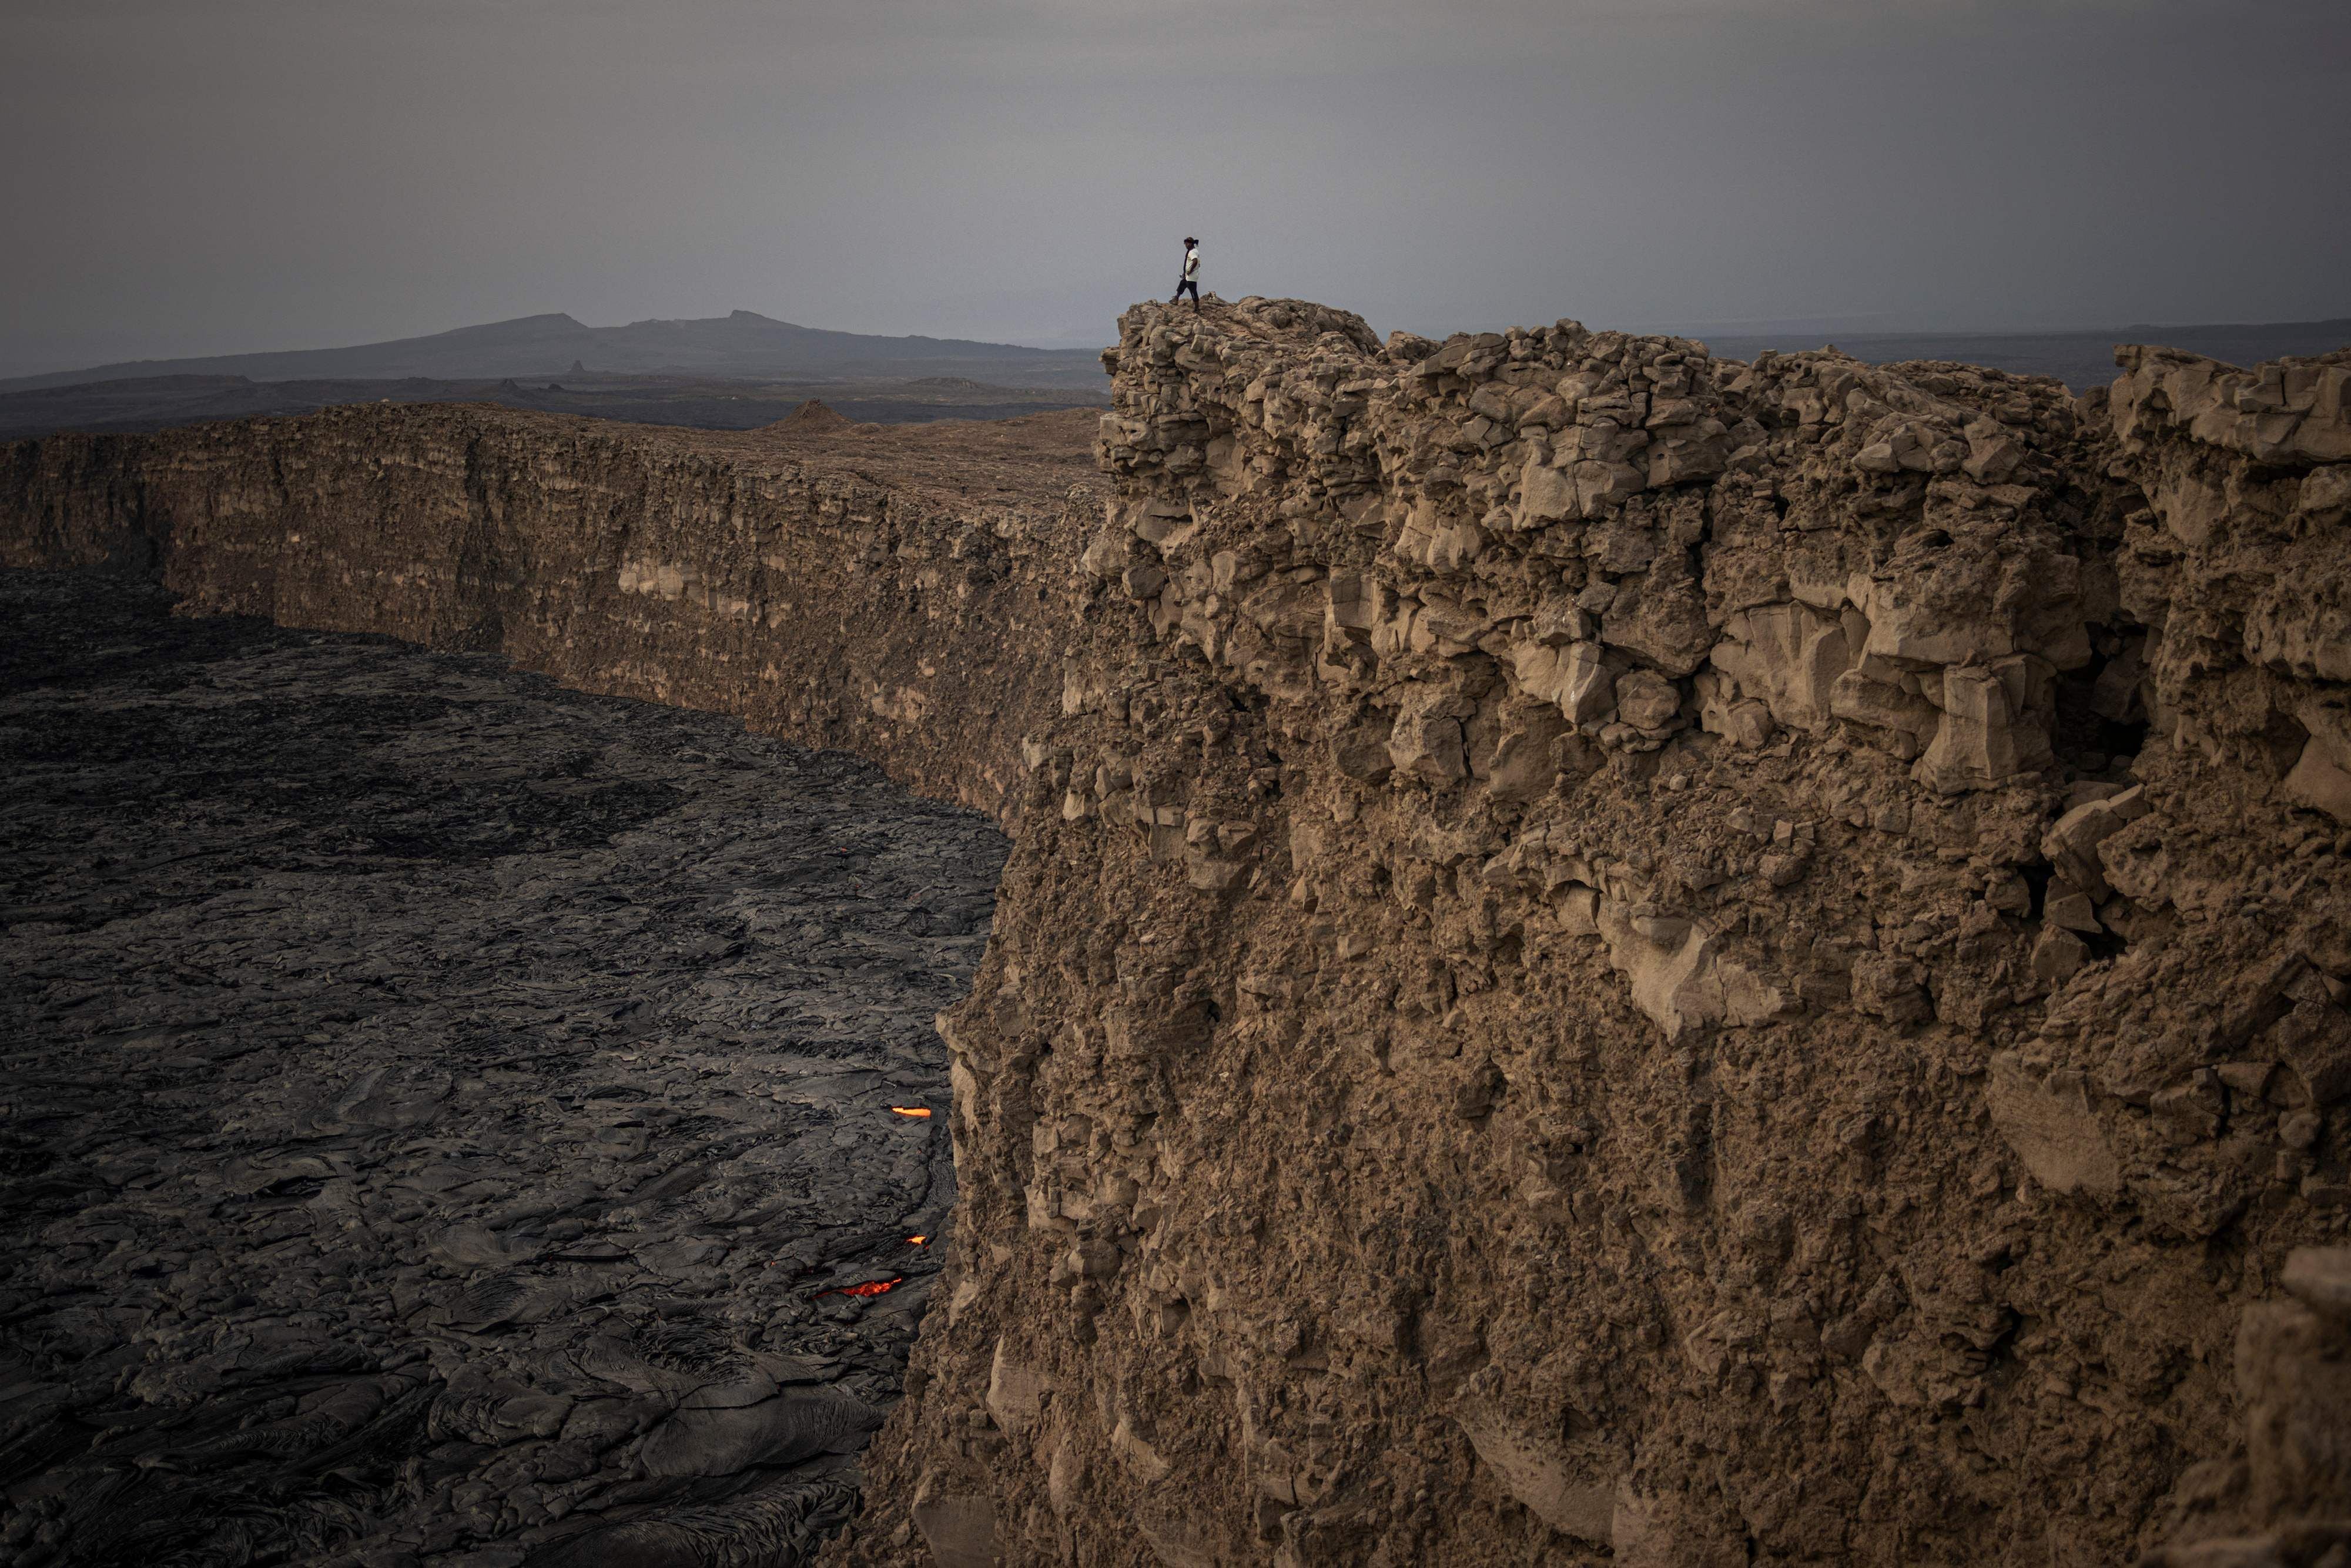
1171 237 1201 311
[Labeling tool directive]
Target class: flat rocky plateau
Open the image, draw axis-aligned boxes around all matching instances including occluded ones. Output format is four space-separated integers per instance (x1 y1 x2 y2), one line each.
0 571 1004 1567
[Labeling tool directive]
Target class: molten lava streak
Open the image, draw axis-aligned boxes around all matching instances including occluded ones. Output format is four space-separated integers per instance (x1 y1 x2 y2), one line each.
889 1106 933 1118
816 1276 904 1299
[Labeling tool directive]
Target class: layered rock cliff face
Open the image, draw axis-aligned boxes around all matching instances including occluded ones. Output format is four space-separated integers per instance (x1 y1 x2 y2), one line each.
0 407 1103 821
6 310 2350 1567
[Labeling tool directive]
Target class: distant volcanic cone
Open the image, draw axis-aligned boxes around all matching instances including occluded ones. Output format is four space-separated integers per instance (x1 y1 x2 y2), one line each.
770 398 853 433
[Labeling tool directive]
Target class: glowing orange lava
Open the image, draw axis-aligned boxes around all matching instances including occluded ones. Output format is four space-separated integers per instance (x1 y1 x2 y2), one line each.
907 1235 929 1246
888 1106 933 1118
818 1276 904 1299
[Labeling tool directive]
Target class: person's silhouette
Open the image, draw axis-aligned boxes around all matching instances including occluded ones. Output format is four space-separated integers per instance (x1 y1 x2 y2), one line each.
1171 237 1201 311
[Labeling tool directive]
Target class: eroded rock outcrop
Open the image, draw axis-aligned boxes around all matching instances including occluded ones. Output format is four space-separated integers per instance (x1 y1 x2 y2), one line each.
6 314 2350 1566
839 308 2351 1568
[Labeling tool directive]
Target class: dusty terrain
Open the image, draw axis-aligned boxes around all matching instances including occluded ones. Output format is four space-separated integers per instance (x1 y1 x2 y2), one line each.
5 305 2351 1567
0 376 1111 445
0 572 1002 1566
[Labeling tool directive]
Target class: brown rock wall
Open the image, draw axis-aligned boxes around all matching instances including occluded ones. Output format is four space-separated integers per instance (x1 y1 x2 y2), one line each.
835 304 2351 1567
0 406 1103 819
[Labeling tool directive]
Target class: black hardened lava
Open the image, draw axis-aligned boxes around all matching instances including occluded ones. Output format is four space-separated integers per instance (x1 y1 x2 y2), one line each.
0 571 1004 1567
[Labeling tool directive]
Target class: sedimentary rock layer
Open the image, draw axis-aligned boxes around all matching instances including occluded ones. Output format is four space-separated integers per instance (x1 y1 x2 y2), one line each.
0 406 1104 820
6 312 2350 1567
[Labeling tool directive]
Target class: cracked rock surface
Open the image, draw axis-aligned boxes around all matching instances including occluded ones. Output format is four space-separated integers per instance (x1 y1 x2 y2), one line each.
0 571 1002 1567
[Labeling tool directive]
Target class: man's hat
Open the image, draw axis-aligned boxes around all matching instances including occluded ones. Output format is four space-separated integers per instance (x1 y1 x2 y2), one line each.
1185 236 1197 244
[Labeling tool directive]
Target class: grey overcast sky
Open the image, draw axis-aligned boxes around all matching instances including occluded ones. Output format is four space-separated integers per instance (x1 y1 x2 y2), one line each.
1 0 2345 376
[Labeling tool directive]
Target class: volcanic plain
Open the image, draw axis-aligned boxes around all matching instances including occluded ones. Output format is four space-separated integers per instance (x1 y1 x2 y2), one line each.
0 571 1004 1567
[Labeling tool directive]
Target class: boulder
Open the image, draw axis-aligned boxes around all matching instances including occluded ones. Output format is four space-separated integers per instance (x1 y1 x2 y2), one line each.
1452 1392 1617 1544
1614 669 1681 731
1987 1054 2119 1197
913 1482 1003 1568
1387 686 1473 786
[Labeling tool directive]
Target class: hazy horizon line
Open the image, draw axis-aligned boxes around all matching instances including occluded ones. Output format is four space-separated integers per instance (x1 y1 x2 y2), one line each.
9 301 2347 384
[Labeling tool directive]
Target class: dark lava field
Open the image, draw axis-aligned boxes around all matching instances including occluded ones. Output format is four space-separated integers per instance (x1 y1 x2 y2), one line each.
0 571 1005 1567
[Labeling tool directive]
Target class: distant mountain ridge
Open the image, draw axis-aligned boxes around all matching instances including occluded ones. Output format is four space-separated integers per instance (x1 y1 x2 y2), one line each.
0 310 1107 392
16 309 2340 403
